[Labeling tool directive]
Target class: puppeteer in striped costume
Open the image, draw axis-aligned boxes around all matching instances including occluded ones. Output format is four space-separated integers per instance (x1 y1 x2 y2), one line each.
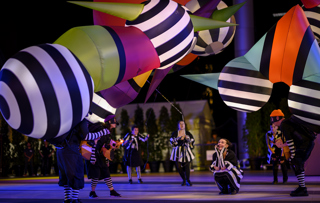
170 120 195 186
49 119 110 203
265 122 288 185
271 109 318 196
85 118 121 198
210 138 243 195
123 125 149 184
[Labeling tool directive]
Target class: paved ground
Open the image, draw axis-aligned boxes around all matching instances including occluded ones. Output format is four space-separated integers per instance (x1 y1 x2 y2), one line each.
0 170 319 203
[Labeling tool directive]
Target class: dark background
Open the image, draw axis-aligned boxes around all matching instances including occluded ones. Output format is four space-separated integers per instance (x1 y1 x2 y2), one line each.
0 0 302 143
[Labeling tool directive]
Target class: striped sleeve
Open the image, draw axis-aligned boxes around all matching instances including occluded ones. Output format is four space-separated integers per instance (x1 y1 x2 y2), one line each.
224 150 237 170
84 128 109 140
122 133 130 146
187 131 195 149
170 131 178 147
286 139 296 159
138 134 148 142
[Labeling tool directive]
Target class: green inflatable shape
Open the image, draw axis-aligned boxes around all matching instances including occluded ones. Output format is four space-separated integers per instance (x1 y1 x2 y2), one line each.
190 15 238 32
54 26 120 92
181 73 221 90
211 2 246 21
68 1 144 21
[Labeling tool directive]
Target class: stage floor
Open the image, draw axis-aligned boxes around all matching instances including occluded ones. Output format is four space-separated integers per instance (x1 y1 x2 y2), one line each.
0 170 319 203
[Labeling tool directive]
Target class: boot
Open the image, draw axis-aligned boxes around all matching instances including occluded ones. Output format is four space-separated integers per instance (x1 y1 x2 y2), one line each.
181 180 186 186
186 180 192 186
129 179 133 184
72 199 82 203
290 186 308 196
272 180 278 184
283 177 288 184
138 179 143 184
89 191 98 198
110 189 121 197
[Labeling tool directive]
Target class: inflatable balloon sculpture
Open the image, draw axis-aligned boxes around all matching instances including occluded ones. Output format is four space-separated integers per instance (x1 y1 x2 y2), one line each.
303 2 320 44
183 5 320 132
0 0 237 140
144 0 245 103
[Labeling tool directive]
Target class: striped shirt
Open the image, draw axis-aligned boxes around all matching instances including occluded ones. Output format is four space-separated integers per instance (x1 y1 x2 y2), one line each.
170 130 195 163
123 133 148 150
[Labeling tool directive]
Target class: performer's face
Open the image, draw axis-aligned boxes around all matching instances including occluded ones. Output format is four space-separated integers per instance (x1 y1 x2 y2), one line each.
217 139 228 150
110 123 116 129
132 127 139 135
272 124 278 133
178 121 185 130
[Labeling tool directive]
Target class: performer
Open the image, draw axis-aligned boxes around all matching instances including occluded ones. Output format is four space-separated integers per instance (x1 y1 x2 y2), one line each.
23 142 35 177
170 120 195 186
265 124 288 184
85 117 121 198
270 109 318 196
39 140 54 176
48 119 110 203
210 138 243 195
122 125 149 184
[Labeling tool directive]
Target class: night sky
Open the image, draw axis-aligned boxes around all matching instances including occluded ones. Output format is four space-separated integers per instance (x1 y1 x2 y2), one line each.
0 0 302 142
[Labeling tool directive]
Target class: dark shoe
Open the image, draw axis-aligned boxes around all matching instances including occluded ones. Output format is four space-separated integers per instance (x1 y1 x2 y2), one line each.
219 190 228 195
272 180 278 184
283 180 288 184
181 180 186 186
89 191 98 198
110 189 121 197
72 199 82 203
186 180 192 186
129 179 133 184
230 190 237 195
290 186 308 196
138 179 143 184
63 200 72 203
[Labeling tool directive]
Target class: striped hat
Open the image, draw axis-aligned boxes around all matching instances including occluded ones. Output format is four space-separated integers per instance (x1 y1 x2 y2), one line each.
0 44 94 139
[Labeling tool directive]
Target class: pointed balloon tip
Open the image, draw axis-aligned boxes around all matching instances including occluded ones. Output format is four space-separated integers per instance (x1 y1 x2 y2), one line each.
190 15 237 32
68 1 144 21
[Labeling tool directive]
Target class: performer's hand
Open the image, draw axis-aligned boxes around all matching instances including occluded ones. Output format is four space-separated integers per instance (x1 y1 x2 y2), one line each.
220 166 226 170
94 139 98 145
280 160 284 164
275 138 284 148
213 166 219 171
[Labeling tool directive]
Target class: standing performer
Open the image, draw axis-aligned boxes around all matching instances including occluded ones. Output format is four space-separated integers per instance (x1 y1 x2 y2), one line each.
210 138 243 194
170 120 195 186
270 109 318 196
86 117 121 198
48 119 110 203
39 141 54 176
122 125 149 184
265 124 288 184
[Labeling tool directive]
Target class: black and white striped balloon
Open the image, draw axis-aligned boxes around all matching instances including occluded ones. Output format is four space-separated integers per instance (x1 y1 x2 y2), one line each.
126 0 195 70
186 0 236 56
85 92 116 124
304 5 320 44
288 79 320 127
218 57 273 112
0 43 94 139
